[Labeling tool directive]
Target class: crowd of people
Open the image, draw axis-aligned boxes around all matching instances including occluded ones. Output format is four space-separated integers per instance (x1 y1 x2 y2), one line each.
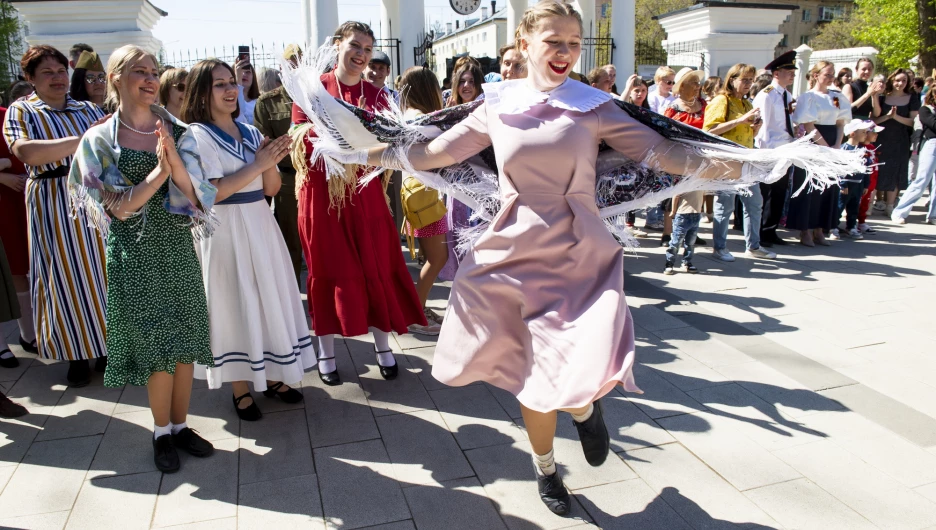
0 0 929 517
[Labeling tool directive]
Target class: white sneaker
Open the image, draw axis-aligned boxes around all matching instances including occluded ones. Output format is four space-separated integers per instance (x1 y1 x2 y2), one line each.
408 322 442 336
712 248 735 262
628 227 649 237
424 307 444 326
928 218 936 225
848 228 863 239
745 247 777 259
857 223 875 233
829 228 841 240
873 201 886 212
893 217 907 225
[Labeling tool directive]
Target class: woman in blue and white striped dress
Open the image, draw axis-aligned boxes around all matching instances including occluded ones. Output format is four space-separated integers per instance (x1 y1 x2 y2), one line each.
3 45 107 387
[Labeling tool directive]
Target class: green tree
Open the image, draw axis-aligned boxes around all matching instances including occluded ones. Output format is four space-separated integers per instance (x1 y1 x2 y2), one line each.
0 1 23 99
853 0 920 71
810 12 868 51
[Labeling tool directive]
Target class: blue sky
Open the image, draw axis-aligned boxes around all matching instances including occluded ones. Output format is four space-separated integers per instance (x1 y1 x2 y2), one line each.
152 0 476 57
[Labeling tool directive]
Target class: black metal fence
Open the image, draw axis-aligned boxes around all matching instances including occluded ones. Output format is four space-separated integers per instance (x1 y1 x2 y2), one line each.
162 38 403 76
413 32 434 70
635 39 707 72
581 37 615 75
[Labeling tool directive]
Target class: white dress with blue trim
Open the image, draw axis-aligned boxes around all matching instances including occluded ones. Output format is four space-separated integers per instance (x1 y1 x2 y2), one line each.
179 121 314 390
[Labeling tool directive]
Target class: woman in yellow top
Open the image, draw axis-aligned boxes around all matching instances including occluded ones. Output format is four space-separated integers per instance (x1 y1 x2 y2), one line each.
703 63 777 262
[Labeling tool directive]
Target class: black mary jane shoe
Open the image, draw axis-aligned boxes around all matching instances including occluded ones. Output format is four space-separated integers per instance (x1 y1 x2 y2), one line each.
375 349 398 380
536 467 571 516
18 336 38 355
67 360 92 388
262 381 304 403
573 400 611 467
172 427 214 457
232 392 262 421
317 357 341 386
0 350 19 369
153 434 180 473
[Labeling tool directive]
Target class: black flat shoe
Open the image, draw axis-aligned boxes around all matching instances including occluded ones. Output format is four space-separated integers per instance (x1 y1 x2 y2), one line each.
233 392 262 421
573 400 610 467
172 427 214 457
67 360 91 387
0 393 27 418
94 357 107 373
153 434 180 473
262 381 304 403
695 237 707 246
317 357 341 386
536 467 571 516
375 349 398 380
18 336 37 354
0 350 19 369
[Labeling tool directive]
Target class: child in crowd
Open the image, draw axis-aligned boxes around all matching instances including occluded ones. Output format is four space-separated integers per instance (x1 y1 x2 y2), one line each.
857 124 881 233
836 120 878 239
664 190 703 275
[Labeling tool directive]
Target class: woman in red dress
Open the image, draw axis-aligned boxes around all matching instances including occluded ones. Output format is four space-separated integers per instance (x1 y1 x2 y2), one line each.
0 103 36 366
293 21 426 385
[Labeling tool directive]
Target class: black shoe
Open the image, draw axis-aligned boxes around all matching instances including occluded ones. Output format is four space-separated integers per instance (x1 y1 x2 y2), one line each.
18 336 37 354
536 467 571 515
573 400 610 467
695 237 707 246
660 234 671 247
684 262 699 274
0 350 19 369
172 427 214 457
67 360 91 387
317 357 341 386
375 349 398 380
153 434 180 473
0 393 27 418
233 392 262 421
94 357 107 373
262 381 304 403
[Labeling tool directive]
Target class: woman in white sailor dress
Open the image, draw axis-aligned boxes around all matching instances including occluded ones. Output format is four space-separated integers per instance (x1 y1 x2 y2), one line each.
178 59 313 421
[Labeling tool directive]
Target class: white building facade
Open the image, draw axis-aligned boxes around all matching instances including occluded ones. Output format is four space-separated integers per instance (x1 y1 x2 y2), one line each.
429 7 507 82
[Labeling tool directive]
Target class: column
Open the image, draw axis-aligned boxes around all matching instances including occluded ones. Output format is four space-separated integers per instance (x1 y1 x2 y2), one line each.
397 0 425 72
507 0 526 41
572 0 595 72
304 0 339 52
611 0 635 74
792 44 812 98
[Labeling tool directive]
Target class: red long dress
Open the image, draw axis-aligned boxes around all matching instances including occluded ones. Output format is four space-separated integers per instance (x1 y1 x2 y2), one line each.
295 73 426 337
0 107 29 275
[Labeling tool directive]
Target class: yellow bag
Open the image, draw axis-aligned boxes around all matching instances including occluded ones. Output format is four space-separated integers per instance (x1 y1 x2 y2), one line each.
400 175 447 258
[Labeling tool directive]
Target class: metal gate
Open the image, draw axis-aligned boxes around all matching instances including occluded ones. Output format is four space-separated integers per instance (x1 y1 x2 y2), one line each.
580 37 615 75
635 39 707 72
374 38 402 77
413 32 434 70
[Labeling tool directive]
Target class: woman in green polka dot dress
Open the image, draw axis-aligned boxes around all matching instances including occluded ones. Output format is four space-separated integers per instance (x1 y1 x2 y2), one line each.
69 45 218 474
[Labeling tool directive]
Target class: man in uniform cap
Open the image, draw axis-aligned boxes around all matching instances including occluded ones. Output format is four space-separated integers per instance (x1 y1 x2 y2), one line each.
365 50 397 99
752 50 798 247
252 44 303 284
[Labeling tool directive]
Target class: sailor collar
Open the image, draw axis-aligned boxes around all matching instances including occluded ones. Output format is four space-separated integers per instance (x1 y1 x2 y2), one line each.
193 121 263 162
482 78 612 116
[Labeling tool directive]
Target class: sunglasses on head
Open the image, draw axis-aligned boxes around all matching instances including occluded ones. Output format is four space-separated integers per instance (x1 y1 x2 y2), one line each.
172 82 186 92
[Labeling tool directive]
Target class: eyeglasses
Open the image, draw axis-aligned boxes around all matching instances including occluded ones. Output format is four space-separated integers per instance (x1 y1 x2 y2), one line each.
85 73 106 84
172 82 186 92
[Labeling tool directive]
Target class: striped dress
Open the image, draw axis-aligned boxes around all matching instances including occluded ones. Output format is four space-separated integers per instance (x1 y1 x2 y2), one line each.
3 94 107 361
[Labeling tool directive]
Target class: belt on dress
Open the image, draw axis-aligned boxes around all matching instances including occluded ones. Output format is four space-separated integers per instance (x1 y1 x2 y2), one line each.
30 166 69 180
217 189 265 205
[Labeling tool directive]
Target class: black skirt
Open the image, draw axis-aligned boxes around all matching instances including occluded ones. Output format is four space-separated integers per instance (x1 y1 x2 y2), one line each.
783 125 839 231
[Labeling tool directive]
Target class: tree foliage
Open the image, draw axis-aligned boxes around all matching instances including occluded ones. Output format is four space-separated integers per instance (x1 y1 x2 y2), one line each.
634 0 694 44
809 13 867 51
0 1 22 97
853 0 919 71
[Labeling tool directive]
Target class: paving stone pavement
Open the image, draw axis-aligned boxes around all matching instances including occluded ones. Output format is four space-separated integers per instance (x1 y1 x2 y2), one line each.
3 206 936 529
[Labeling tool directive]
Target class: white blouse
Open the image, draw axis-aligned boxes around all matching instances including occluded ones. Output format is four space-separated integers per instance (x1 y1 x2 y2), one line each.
791 89 851 126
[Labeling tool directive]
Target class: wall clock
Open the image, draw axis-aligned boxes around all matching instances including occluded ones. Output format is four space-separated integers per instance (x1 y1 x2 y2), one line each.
450 0 481 16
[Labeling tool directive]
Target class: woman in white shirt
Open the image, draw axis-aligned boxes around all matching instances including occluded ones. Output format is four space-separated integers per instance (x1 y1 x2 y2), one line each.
234 57 259 124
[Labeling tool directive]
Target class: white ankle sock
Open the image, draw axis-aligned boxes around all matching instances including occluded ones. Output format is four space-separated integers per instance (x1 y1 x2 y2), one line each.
369 328 395 367
154 423 172 440
317 335 336 373
16 291 36 343
171 422 187 435
571 403 594 423
0 350 13 359
533 448 557 476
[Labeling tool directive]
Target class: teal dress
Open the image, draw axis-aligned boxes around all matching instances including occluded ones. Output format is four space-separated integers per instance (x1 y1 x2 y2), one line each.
103 124 213 387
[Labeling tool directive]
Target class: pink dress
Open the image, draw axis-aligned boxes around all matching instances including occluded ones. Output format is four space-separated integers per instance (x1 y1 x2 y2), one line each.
430 80 669 412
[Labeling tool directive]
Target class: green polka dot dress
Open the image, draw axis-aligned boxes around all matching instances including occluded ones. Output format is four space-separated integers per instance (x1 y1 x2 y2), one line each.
103 124 213 387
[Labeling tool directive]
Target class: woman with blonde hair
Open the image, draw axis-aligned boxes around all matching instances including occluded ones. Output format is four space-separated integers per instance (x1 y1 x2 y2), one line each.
68 44 217 472
789 60 852 245
157 67 187 119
